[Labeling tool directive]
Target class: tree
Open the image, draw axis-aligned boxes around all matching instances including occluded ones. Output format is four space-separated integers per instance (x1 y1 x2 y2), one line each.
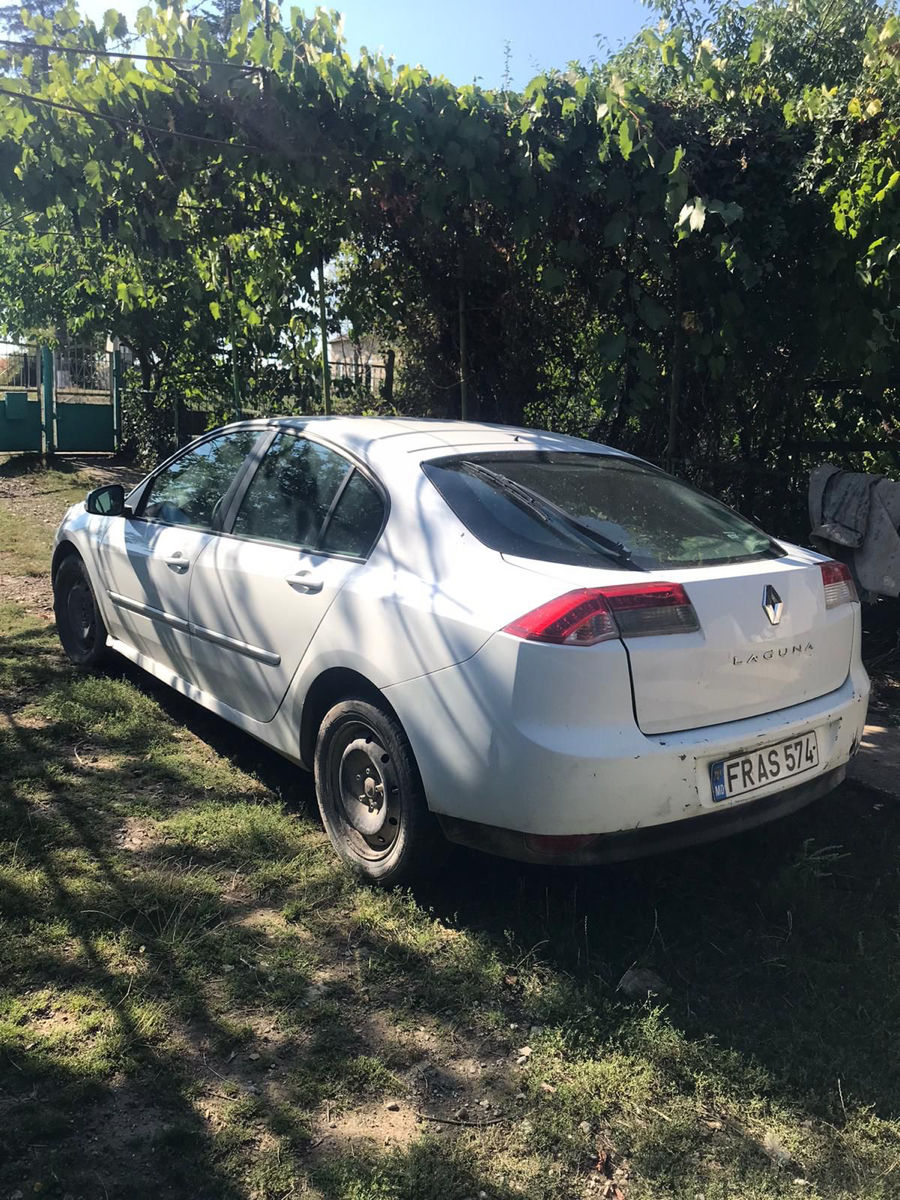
0 0 59 38
0 0 898 533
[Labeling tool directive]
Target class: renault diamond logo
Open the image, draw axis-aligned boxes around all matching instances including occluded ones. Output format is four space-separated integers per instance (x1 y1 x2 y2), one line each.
763 584 783 626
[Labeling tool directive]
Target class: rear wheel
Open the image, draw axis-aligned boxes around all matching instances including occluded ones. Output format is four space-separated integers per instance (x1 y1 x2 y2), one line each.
313 697 446 885
54 555 109 669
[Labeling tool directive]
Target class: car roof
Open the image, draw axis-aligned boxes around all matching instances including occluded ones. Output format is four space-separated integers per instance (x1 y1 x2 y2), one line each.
222 415 634 469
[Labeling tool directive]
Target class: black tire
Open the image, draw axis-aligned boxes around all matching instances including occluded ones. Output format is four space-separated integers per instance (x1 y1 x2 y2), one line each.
53 554 109 669
313 696 447 886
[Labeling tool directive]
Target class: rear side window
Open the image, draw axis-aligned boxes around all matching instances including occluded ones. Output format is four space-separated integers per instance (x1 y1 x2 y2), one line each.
320 470 384 557
423 452 784 570
233 434 351 548
141 431 259 529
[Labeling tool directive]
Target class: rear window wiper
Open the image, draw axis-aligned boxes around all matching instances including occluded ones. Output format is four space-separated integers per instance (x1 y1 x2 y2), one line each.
458 462 641 570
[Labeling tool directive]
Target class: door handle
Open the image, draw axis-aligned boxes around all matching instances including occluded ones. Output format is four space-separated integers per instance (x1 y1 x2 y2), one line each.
164 552 190 573
286 571 323 594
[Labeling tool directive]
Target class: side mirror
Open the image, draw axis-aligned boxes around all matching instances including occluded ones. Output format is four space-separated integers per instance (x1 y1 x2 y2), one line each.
86 483 127 517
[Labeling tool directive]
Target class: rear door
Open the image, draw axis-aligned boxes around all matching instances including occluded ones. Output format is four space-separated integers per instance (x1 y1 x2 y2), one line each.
98 429 261 678
186 432 386 720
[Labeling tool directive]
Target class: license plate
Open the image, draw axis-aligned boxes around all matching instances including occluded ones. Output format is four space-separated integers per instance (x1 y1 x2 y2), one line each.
710 731 819 802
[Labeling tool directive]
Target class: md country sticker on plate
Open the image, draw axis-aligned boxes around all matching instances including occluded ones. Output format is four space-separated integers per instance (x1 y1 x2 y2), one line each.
710 730 819 802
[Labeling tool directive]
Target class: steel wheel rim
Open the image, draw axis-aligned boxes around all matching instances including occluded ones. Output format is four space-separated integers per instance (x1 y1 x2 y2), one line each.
65 577 95 651
330 720 402 861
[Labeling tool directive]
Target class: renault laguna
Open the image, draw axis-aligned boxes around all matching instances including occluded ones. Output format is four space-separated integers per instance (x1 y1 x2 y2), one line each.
51 418 869 883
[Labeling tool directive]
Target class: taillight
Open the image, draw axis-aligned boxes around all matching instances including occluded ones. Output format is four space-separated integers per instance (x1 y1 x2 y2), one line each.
820 561 858 608
502 588 617 646
603 582 700 637
502 583 699 646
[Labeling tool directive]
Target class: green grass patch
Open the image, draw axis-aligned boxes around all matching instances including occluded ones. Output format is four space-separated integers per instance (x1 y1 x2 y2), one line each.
2 461 900 1198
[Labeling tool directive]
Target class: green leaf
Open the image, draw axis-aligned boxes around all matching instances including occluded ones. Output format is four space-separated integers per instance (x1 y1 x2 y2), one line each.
618 119 635 161
84 160 102 191
103 8 129 39
209 300 221 319
689 199 707 232
540 265 566 291
595 330 626 361
604 212 629 246
596 269 624 308
249 24 268 64
638 294 669 331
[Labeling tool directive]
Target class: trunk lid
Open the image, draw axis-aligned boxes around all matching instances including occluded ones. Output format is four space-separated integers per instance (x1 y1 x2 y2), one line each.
502 551 855 735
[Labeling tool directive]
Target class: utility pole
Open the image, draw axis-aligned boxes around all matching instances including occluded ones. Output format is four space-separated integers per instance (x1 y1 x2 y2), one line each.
318 247 332 415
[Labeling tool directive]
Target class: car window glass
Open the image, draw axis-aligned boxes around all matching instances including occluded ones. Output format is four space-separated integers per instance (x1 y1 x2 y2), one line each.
233 434 351 547
424 452 783 569
320 470 384 557
142 431 259 529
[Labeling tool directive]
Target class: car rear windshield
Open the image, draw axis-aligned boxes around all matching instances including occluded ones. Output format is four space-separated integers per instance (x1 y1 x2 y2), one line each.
422 451 785 570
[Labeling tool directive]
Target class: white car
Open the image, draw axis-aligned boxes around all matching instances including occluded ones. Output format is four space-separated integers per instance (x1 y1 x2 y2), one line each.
52 418 870 883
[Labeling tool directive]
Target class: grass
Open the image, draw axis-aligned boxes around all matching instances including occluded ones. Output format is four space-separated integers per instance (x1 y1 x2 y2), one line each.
0 453 100 576
2 456 900 1198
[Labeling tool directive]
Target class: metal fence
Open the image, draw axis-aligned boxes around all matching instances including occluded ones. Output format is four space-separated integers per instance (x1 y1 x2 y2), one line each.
0 343 118 455
0 345 39 391
329 358 388 393
54 346 111 397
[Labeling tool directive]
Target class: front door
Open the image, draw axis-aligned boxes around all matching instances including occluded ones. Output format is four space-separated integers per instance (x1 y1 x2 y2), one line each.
98 429 261 678
186 432 386 720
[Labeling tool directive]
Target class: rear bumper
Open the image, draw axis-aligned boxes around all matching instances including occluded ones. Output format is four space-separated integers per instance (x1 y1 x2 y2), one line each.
384 632 869 839
437 766 846 865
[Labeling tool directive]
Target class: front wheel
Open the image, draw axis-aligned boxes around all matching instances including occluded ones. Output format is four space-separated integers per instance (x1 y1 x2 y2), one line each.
53 554 109 669
313 697 446 886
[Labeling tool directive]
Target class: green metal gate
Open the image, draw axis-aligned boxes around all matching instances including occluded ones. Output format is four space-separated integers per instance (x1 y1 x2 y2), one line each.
0 344 41 451
54 345 116 452
0 343 121 454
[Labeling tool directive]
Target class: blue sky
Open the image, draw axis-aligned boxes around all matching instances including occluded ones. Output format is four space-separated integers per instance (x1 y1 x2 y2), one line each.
78 0 650 89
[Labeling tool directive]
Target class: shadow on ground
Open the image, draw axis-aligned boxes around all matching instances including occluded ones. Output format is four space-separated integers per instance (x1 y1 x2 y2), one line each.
2 610 899 1199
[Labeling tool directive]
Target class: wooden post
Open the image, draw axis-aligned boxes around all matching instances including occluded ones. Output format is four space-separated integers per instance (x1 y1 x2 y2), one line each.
383 348 395 402
458 282 468 421
318 247 332 416
40 345 55 455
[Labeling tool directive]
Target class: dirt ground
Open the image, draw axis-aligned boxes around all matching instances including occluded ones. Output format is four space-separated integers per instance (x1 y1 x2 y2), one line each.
3 452 900 1200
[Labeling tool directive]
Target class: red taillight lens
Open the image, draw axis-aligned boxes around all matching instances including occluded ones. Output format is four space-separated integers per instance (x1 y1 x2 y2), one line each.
502 583 699 646
502 588 617 646
820 561 858 608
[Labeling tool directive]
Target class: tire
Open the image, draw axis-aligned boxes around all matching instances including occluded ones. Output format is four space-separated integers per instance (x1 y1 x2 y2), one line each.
313 696 447 886
53 554 109 669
